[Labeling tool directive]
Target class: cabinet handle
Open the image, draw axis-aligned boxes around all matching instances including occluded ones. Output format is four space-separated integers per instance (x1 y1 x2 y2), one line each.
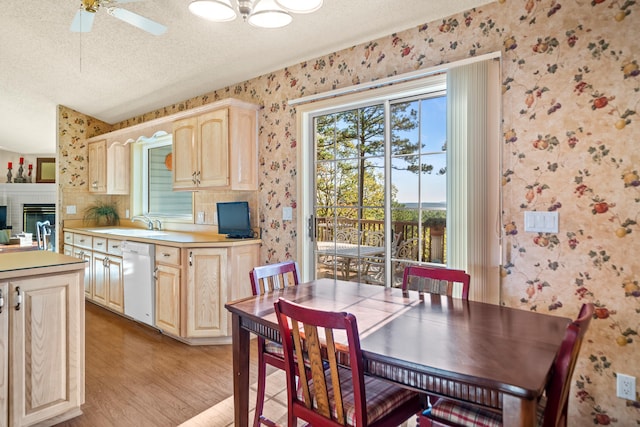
189 251 193 266
196 171 201 185
162 252 171 257
97 242 104 247
153 267 158 280
192 171 197 184
15 286 22 311
0 289 4 313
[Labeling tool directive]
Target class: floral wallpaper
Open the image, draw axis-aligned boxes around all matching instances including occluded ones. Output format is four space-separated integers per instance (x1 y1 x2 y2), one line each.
58 0 639 423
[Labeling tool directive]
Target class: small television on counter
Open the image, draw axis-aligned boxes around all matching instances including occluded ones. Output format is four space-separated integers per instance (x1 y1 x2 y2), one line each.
216 201 253 238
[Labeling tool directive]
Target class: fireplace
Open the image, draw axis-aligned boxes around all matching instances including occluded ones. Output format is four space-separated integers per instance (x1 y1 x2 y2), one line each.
23 204 55 241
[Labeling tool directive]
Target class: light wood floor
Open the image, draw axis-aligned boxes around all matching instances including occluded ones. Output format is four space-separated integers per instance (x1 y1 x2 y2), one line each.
55 302 259 427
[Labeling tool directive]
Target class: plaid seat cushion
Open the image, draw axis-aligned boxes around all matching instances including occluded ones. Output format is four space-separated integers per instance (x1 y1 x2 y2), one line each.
264 340 284 357
298 366 417 426
426 395 547 427
427 400 502 427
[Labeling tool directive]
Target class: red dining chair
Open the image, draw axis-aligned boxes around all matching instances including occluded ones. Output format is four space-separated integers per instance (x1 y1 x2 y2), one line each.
274 297 423 427
402 265 471 300
419 302 595 427
249 261 300 427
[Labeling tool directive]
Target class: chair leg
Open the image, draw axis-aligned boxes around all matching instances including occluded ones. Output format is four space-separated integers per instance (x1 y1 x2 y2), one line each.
253 340 267 427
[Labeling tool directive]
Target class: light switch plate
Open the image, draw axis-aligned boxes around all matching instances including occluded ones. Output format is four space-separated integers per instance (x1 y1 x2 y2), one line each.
524 211 558 233
196 211 205 224
282 207 293 221
66 205 76 214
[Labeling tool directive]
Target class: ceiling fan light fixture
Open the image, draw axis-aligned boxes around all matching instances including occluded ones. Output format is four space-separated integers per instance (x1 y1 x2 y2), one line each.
189 0 237 22
275 0 323 14
247 0 291 28
248 9 292 28
82 0 99 13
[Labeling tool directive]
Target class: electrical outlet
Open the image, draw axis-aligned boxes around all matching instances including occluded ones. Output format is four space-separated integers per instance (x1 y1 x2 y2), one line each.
617 373 636 400
196 212 205 224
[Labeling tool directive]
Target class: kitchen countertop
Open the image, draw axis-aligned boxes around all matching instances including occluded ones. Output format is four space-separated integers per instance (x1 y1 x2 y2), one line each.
0 250 85 279
64 226 262 247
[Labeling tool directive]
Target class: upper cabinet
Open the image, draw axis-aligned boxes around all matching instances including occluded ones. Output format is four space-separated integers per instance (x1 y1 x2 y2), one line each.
88 139 130 195
172 101 258 191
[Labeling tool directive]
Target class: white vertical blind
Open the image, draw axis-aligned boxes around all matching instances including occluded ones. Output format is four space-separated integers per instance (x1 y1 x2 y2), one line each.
446 59 501 303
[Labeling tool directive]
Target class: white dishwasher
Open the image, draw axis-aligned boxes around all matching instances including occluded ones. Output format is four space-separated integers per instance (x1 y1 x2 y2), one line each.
122 240 156 327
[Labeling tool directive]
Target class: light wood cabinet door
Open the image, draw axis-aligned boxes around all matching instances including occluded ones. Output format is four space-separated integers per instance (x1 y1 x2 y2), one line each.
155 264 181 337
73 248 93 300
198 109 229 187
185 248 227 338
88 139 130 195
0 283 7 427
92 253 108 306
106 141 130 195
172 117 198 190
229 105 258 190
9 273 83 427
106 256 124 314
88 139 107 193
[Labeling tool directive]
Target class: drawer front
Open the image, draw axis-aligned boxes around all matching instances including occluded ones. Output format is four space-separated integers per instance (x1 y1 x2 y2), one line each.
64 232 74 245
108 239 123 256
73 233 93 249
156 245 181 266
93 237 108 252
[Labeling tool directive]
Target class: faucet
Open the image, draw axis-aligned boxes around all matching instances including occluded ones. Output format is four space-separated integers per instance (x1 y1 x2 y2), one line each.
131 215 154 230
154 219 162 231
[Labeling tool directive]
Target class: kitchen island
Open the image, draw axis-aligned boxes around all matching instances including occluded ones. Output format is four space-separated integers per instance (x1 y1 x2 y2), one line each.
0 251 85 427
64 226 261 345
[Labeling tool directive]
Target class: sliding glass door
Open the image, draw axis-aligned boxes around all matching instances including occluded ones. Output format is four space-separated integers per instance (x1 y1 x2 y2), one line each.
312 91 448 286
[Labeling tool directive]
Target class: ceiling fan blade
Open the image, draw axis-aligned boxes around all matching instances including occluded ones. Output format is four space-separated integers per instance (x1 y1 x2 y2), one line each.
70 9 96 32
108 7 167 35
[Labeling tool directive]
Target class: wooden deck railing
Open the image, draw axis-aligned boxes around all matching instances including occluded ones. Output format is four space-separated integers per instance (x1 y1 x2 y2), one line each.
315 217 446 264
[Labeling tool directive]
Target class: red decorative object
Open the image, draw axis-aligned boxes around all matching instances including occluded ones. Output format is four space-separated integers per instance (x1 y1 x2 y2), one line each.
7 162 12 169
28 164 33 169
19 157 24 164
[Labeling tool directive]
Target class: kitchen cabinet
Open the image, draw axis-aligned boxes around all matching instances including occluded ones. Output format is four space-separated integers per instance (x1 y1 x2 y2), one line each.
1 266 84 427
154 245 181 336
87 139 130 195
1 282 7 427
70 233 93 300
172 101 258 191
64 227 260 345
185 248 228 338
92 238 124 314
67 232 124 314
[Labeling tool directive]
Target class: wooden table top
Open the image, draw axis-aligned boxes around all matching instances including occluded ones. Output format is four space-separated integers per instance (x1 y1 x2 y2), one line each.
226 278 571 400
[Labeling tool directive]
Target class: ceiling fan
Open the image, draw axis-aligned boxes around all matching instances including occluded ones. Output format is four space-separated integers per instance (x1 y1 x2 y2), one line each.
70 0 167 36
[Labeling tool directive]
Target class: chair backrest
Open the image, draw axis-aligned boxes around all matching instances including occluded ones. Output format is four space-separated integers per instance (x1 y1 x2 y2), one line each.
402 265 470 300
274 297 368 427
336 228 360 244
542 303 594 427
249 261 300 296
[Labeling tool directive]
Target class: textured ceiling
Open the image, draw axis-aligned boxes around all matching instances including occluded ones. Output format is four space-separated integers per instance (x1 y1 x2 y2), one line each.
0 0 492 154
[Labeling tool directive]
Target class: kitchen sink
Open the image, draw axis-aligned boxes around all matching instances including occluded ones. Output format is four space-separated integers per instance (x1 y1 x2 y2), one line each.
87 228 168 238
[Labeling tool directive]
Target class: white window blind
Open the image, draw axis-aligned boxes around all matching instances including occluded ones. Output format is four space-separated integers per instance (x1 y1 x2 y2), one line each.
446 59 502 304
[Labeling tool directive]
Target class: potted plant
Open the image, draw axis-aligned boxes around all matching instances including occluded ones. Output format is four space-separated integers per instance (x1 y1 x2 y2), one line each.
83 201 120 226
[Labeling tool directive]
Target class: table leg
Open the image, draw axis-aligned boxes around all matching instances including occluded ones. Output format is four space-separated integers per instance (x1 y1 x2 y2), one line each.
502 394 537 427
232 312 250 427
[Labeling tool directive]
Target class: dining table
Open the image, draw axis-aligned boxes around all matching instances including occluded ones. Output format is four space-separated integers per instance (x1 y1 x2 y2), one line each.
225 278 571 427
315 241 385 278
